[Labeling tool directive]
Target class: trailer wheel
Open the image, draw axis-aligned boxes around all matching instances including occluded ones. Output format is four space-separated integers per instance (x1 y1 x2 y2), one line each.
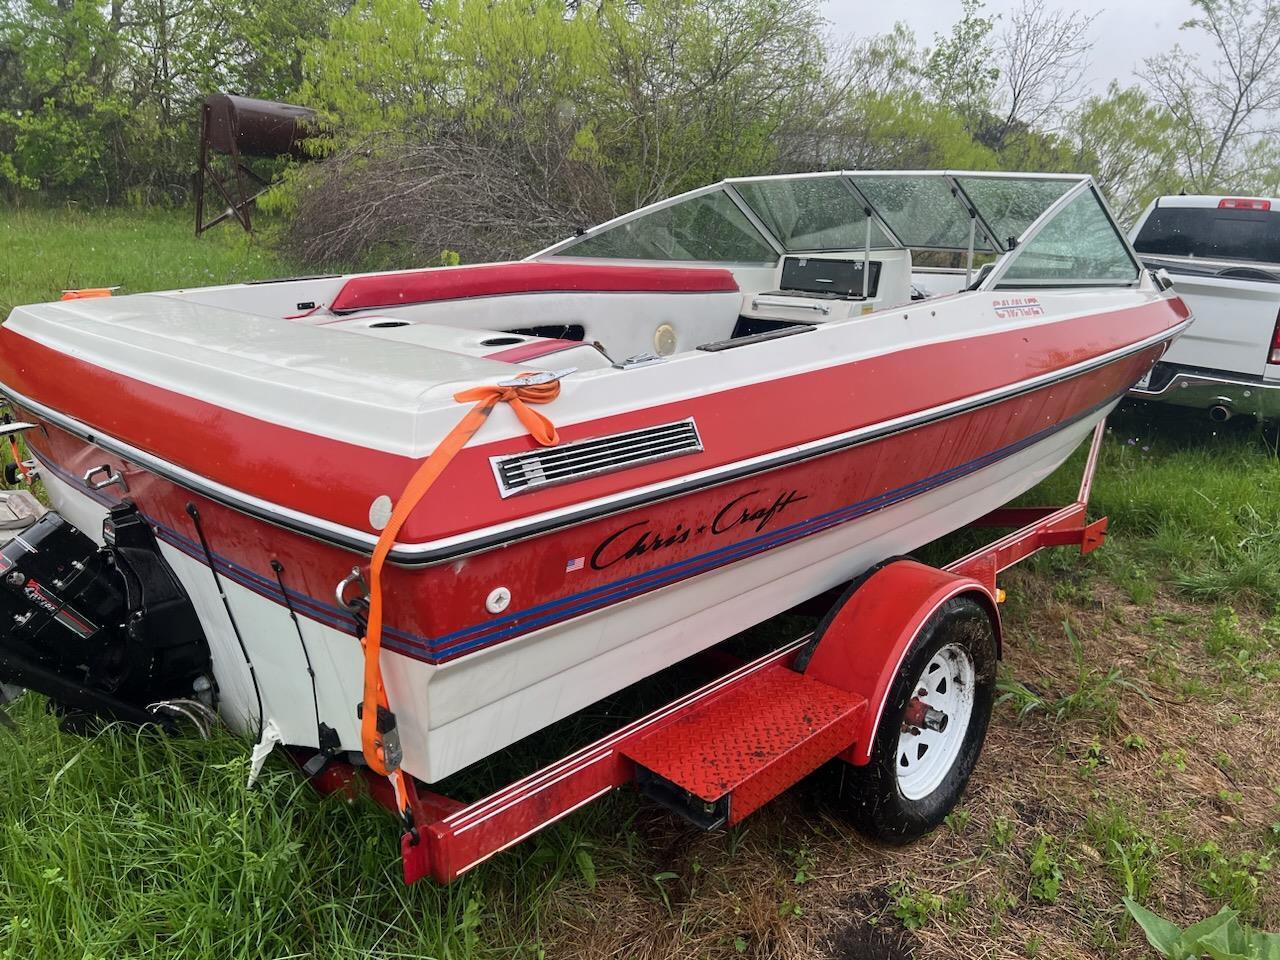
838 595 996 843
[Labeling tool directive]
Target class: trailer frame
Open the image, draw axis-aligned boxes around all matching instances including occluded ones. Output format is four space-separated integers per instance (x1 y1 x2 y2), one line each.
308 419 1110 885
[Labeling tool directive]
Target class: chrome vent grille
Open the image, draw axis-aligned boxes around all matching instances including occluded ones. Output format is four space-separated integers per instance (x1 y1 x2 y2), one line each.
491 418 703 497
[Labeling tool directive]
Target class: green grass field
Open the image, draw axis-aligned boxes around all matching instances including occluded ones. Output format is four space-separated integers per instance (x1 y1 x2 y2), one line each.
1 209 1278 960
0 207 296 316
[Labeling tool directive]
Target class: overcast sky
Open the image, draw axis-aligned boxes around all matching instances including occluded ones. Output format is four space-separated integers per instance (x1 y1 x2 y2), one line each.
822 0 1218 92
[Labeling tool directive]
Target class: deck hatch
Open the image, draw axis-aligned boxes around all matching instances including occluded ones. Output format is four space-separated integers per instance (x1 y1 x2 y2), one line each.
491 418 703 497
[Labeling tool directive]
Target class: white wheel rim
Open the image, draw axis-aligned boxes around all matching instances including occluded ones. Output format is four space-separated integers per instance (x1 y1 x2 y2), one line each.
895 642 976 801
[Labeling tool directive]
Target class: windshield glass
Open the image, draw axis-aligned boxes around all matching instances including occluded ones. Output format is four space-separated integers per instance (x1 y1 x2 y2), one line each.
848 175 993 251
1133 206 1280 263
566 189 776 263
732 177 893 251
997 188 1138 285
544 171 1106 265
955 176 1075 247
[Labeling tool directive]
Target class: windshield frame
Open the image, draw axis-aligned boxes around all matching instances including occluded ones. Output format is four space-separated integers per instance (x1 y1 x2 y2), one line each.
532 170 1140 287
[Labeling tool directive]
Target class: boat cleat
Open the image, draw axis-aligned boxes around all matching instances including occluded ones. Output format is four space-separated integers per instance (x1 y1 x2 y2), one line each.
495 367 576 388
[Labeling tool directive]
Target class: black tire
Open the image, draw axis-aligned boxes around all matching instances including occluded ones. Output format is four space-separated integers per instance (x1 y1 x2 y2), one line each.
835 595 997 844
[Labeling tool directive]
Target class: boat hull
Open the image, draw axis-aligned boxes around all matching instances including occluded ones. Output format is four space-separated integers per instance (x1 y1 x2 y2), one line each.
410 403 1107 779
23 341 1146 782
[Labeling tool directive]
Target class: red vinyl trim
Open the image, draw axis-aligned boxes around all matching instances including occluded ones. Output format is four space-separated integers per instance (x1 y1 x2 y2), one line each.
328 262 740 313
483 338 584 363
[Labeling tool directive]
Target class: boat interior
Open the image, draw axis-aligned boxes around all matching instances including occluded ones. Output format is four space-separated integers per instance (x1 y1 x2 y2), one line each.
147 172 1143 378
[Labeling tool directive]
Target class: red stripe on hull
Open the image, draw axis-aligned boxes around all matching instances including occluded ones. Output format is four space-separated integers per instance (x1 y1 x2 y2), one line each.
21 339 1159 664
0 298 1185 544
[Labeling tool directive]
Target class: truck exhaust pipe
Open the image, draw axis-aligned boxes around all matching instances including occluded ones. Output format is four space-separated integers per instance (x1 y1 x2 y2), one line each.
1210 404 1234 423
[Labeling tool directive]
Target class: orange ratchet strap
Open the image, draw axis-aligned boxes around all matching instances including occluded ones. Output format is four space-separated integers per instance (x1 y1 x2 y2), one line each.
7 437 31 484
359 372 562 819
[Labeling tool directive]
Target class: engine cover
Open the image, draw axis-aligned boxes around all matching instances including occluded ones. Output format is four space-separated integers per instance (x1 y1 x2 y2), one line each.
0 503 213 723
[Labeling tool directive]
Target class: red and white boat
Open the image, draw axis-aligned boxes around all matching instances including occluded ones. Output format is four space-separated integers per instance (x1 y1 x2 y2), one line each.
0 172 1186 870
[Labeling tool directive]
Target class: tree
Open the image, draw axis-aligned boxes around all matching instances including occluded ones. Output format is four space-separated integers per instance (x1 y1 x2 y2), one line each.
112 0 342 198
298 0 452 133
0 0 344 202
825 22 924 104
995 0 1096 138
1070 83 1181 222
797 18 1000 172
292 0 832 218
0 0 128 196
811 90 1000 170
923 0 1000 132
1141 0 1280 192
590 0 829 207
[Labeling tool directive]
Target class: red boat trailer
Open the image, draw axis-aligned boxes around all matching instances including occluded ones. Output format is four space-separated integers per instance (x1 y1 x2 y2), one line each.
309 421 1111 885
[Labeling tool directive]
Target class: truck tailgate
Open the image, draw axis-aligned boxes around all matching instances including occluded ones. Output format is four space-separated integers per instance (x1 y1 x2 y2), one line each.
1158 272 1280 377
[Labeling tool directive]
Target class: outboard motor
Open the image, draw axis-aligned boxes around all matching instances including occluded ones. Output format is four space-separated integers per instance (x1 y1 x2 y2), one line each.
0 497 214 729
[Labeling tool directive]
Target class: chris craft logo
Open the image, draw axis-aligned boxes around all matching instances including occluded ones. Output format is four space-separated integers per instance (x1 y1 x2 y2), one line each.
585 488 808 572
992 295 1044 319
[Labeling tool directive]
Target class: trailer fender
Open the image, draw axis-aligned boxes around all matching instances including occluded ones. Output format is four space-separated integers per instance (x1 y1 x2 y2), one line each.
799 559 1000 766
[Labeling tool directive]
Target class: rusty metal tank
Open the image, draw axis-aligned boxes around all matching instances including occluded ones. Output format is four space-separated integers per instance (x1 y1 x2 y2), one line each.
202 94 316 159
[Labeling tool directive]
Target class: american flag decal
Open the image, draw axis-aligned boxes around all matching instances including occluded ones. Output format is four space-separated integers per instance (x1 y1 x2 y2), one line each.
565 556 584 573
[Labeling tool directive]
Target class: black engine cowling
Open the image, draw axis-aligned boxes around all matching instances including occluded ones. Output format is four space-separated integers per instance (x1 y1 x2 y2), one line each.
0 502 213 727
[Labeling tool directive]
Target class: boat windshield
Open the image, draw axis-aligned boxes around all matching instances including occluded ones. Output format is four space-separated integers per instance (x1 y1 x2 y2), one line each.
732 177 892 251
563 189 777 263
539 170 1140 287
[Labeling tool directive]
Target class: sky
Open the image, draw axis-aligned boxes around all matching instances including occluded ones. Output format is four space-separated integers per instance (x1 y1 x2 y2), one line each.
822 0 1220 93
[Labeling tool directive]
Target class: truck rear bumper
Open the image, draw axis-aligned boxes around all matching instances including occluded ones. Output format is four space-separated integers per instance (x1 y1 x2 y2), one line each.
1128 364 1280 419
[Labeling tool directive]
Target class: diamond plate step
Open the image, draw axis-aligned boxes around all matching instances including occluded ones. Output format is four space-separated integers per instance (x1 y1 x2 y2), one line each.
621 666 866 826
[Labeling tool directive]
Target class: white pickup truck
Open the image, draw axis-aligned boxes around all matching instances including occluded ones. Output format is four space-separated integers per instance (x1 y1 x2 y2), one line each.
1127 194 1280 421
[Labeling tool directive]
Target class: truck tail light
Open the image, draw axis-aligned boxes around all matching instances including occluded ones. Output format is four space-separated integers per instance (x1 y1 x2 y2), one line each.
1219 197 1271 211
1270 309 1280 364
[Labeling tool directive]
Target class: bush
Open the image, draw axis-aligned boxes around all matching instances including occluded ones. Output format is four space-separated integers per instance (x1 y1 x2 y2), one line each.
274 130 614 269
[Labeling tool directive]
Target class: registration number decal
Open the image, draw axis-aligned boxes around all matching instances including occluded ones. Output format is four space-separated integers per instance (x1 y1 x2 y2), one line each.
992 295 1045 319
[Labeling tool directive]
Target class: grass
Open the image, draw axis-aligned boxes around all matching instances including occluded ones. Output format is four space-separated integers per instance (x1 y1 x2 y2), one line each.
995 619 1144 731
0 206 296 315
1 208 1279 959
0 699 509 958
